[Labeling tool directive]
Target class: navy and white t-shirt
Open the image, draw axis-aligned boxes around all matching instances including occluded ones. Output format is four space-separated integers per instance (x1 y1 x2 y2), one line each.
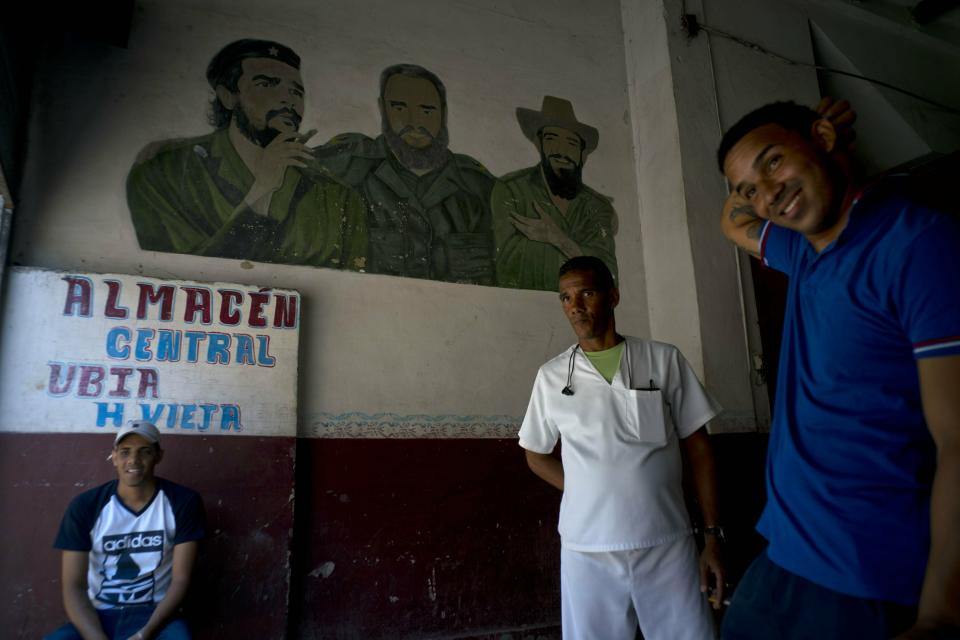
54 478 205 609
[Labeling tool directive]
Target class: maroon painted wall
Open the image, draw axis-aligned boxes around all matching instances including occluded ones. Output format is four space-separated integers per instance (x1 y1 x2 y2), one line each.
1 432 769 639
0 432 295 639
289 439 563 639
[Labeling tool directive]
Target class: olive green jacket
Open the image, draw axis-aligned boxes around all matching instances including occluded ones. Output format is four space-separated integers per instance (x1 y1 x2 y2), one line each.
127 128 368 270
314 134 496 285
492 166 618 291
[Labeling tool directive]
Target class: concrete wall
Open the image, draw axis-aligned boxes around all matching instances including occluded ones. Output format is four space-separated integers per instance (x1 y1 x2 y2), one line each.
8 0 957 636
11 0 650 438
2 1 647 637
626 0 960 432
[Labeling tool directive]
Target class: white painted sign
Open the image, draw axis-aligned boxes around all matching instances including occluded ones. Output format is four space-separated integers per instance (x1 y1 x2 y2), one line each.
0 268 299 437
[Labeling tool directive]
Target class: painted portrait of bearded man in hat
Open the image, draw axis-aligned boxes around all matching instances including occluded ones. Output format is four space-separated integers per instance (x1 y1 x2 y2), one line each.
492 96 619 292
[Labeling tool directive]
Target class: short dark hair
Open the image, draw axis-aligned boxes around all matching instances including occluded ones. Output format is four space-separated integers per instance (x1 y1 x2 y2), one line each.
558 256 615 290
716 101 819 173
206 39 301 129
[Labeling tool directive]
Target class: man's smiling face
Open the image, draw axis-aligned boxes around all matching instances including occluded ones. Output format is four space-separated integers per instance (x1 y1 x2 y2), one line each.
540 126 583 174
112 433 162 489
723 123 840 238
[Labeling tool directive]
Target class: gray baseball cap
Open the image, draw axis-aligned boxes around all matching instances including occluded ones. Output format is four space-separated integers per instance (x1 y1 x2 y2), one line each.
114 420 161 446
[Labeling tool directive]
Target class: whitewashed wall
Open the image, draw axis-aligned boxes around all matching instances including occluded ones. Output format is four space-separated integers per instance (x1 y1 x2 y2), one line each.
11 0 651 437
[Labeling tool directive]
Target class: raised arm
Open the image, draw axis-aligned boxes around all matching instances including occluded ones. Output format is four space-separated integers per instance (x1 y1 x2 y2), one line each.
61 550 108 640
899 354 960 638
718 97 855 259
815 97 857 148
719 192 764 259
129 540 199 640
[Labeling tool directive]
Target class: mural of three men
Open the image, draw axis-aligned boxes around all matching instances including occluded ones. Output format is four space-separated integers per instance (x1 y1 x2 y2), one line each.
127 39 619 292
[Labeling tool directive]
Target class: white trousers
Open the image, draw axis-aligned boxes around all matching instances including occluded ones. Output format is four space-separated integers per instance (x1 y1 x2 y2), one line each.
560 535 715 640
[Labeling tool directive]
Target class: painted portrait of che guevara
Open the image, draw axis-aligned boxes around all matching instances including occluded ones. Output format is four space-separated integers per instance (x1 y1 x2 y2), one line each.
127 39 368 270
492 96 619 292
311 64 497 285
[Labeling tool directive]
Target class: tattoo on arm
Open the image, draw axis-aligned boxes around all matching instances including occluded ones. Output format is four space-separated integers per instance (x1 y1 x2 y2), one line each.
746 220 764 240
729 203 759 223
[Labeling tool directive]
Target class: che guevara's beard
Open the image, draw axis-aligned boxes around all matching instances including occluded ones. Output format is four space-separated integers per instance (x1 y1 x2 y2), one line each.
381 118 451 173
233 104 302 148
540 151 583 199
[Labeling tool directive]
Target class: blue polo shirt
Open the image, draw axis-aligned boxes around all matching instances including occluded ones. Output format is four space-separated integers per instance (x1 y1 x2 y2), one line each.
756 178 960 605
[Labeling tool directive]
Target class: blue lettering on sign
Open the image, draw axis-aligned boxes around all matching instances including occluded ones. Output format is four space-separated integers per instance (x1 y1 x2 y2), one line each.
235 335 255 365
181 405 197 429
256 336 275 367
134 329 155 361
199 404 218 431
221 404 241 431
140 404 164 424
129 403 242 432
106 327 131 360
163 404 179 429
184 331 207 363
155 330 182 362
96 402 125 427
206 334 231 365
102 328 278 368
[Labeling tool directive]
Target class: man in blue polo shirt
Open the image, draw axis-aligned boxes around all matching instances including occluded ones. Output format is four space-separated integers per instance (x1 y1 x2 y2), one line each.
715 102 960 639
45 421 205 640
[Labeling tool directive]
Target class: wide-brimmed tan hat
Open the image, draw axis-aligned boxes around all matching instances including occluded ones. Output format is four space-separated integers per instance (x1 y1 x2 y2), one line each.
516 96 599 156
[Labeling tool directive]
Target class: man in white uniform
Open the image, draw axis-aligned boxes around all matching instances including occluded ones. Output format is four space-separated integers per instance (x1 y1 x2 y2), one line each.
519 255 724 640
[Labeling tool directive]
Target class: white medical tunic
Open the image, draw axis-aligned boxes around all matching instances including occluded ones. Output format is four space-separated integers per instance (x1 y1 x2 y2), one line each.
519 337 721 551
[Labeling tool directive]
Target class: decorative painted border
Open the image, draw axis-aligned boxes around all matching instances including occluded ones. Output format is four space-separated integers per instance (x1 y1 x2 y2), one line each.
305 412 522 439
306 409 762 438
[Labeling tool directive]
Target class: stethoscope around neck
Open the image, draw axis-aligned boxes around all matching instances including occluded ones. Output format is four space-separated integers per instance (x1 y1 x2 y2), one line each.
561 341 633 396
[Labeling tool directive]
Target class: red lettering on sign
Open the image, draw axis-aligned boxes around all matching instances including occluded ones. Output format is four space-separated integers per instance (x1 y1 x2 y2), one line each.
62 277 92 317
136 284 175 321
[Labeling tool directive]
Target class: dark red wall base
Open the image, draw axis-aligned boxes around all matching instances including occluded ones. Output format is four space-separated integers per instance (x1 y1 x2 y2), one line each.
2 433 768 639
288 438 562 639
0 432 295 639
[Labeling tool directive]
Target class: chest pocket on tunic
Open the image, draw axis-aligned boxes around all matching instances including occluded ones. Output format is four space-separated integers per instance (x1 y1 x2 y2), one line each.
622 389 669 444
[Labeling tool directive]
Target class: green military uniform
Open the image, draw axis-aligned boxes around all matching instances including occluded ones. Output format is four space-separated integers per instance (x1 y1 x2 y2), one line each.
492 166 619 291
313 134 496 285
127 128 368 270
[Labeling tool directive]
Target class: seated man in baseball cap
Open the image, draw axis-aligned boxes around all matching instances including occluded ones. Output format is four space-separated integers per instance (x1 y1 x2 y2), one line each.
45 421 205 640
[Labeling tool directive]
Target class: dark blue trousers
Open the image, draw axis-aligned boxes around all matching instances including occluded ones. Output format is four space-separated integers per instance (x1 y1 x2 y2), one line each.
44 605 190 640
721 550 916 639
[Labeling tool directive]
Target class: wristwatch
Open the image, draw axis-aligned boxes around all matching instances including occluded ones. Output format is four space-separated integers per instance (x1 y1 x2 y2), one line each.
702 525 725 542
